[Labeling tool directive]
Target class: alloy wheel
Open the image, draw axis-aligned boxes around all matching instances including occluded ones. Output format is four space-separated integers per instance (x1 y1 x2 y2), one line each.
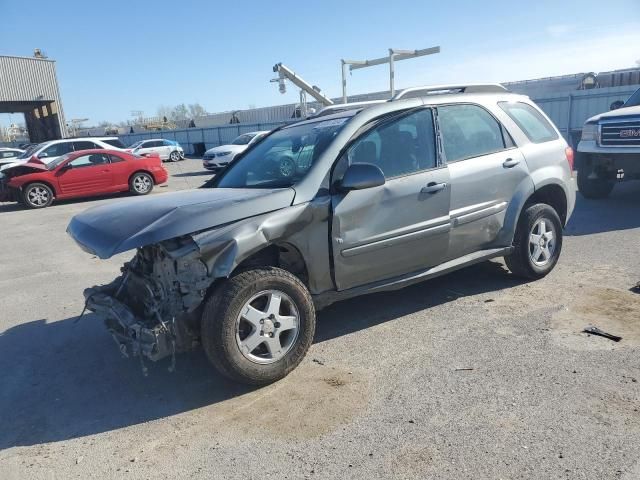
235 289 300 364
528 217 556 267
133 175 151 193
27 186 50 206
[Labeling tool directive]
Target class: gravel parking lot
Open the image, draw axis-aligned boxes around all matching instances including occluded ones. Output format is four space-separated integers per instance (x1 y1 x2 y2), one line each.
1 159 639 480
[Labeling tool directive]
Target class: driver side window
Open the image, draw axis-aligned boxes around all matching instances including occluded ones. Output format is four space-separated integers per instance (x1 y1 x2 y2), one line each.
42 142 73 158
345 108 437 179
68 154 110 168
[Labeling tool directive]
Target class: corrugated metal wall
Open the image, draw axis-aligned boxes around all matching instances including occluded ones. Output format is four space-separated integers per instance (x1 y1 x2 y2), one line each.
0 55 67 137
111 85 637 154
534 85 637 145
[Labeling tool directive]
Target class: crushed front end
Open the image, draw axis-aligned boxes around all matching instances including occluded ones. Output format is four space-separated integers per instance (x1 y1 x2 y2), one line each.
84 238 211 373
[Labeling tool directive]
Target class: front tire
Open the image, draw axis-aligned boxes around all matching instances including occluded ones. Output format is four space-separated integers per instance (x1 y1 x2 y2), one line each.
201 267 316 385
22 182 54 208
129 172 154 195
504 203 563 279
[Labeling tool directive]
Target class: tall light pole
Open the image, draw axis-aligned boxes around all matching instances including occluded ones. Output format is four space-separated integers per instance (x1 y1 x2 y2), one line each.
341 46 441 103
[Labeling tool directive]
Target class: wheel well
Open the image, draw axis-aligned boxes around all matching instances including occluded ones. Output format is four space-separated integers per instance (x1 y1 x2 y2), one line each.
234 243 309 286
525 184 567 224
22 180 57 197
129 170 154 184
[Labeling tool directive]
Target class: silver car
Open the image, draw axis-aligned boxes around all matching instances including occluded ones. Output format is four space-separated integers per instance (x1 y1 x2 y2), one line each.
68 83 575 385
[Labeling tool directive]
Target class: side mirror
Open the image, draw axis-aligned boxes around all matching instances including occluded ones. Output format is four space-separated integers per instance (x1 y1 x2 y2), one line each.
338 163 385 192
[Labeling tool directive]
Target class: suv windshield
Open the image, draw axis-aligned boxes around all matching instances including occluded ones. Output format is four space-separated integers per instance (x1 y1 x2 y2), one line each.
623 87 640 107
215 117 350 189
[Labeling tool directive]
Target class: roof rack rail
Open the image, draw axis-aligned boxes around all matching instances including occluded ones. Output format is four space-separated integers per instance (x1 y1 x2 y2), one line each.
391 83 509 101
310 100 386 118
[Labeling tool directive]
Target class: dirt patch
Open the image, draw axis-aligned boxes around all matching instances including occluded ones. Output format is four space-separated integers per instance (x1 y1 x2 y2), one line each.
195 363 369 441
551 287 640 350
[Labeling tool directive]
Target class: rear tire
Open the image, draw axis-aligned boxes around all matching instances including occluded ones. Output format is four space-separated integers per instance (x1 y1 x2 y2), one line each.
22 182 54 208
577 164 614 199
129 172 154 195
505 203 563 279
169 151 181 162
201 267 315 385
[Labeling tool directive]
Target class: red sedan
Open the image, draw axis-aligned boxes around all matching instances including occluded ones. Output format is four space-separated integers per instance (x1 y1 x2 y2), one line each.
0 149 168 208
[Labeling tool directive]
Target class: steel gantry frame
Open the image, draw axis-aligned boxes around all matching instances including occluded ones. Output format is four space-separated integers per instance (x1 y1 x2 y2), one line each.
341 46 441 103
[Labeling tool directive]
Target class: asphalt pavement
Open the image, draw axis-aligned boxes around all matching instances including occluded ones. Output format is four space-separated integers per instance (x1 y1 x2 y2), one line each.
1 159 639 479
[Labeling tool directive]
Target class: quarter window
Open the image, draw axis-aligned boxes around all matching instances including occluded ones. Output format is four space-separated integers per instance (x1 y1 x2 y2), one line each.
437 104 507 162
347 108 437 179
499 101 559 143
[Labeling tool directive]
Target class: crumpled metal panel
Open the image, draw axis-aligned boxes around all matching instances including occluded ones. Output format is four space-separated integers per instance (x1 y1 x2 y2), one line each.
188 196 334 294
66 187 296 259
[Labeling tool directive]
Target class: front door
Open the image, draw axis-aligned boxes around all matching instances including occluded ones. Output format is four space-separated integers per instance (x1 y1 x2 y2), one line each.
331 108 451 291
436 104 531 258
57 153 113 196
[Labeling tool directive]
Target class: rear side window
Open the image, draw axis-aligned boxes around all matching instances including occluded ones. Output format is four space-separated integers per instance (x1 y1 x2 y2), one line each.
73 141 100 151
499 102 558 143
41 142 73 157
103 139 126 148
437 104 507 162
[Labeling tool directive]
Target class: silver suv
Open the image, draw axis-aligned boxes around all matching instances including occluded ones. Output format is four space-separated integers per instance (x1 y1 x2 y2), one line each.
68 84 575 385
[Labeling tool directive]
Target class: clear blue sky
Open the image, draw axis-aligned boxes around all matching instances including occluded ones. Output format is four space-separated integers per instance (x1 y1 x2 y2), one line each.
1 0 639 125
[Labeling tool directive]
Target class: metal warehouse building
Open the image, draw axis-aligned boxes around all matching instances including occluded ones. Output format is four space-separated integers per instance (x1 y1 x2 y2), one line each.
0 54 67 141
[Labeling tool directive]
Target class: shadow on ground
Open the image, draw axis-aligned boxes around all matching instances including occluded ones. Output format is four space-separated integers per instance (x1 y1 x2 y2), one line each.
0 262 520 450
567 180 640 236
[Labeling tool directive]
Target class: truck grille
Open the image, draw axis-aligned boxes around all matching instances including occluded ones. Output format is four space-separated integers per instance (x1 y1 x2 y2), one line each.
600 119 640 147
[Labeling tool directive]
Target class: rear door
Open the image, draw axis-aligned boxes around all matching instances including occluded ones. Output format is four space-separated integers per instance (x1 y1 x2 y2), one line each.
331 108 451 290
56 153 114 196
437 103 530 258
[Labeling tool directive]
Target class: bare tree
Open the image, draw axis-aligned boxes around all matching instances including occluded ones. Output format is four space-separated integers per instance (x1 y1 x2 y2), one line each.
171 104 189 121
188 103 207 118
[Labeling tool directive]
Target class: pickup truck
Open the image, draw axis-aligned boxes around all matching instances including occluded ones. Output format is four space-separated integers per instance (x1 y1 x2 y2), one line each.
577 87 640 198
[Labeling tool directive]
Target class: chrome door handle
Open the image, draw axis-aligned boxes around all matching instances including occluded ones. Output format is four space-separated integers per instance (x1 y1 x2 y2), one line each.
503 158 520 168
421 182 447 194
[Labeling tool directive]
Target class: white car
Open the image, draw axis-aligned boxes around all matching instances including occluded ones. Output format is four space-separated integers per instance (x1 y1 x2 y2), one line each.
202 131 270 171
128 139 184 162
0 137 126 172
0 148 25 168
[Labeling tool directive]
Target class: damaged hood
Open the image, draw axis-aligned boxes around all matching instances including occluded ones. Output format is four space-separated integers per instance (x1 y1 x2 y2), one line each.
0 161 48 179
67 187 296 259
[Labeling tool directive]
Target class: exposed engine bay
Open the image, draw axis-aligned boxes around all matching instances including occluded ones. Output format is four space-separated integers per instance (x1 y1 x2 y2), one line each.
84 237 210 374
